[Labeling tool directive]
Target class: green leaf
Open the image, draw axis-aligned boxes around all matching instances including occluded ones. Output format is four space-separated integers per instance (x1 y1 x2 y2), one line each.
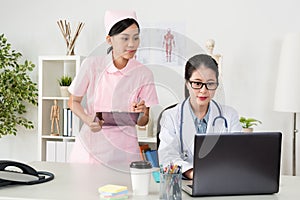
239 116 262 128
0 34 38 137
58 75 72 86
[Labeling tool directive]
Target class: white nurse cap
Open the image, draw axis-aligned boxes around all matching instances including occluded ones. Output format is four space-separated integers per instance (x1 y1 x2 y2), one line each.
104 10 138 36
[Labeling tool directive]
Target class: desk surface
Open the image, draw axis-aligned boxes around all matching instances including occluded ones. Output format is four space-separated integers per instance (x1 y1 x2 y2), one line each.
0 161 299 200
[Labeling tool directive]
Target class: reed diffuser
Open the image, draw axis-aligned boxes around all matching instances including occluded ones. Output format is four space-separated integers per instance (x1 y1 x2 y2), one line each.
57 20 84 55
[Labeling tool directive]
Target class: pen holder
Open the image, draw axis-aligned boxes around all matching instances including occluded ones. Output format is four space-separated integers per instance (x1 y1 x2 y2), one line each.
159 172 182 200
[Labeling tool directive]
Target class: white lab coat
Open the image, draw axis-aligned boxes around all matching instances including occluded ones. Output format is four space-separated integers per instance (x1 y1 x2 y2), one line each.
158 99 242 174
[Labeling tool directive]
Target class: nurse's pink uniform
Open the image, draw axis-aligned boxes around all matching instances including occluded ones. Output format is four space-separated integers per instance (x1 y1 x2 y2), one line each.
68 54 158 171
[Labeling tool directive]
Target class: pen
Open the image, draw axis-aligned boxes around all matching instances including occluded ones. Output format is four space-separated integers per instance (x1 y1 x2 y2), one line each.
162 162 181 174
135 97 141 108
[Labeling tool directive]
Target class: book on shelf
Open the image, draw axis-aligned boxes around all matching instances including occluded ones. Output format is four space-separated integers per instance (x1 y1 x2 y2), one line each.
63 108 68 137
139 144 150 161
139 144 158 166
145 150 159 167
63 108 73 137
145 150 160 183
68 108 72 136
139 145 160 183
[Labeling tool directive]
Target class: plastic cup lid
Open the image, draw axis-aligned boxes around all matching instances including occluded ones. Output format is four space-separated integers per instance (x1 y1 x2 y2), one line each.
130 161 152 169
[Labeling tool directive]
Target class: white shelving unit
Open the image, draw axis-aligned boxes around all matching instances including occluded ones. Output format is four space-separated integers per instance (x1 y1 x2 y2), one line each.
38 55 84 162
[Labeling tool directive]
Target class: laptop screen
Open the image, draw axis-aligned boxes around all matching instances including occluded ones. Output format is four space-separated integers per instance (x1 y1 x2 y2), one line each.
184 132 282 197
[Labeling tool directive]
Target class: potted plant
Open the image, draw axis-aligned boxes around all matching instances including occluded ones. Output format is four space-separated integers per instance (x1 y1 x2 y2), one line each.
58 75 72 97
0 34 38 137
239 116 262 132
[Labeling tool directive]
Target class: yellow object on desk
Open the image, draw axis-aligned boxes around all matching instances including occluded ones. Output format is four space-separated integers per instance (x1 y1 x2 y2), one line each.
98 184 128 200
98 184 127 194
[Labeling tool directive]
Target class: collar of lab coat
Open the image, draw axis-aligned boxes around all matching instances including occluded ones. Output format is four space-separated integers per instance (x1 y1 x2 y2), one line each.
181 98 226 154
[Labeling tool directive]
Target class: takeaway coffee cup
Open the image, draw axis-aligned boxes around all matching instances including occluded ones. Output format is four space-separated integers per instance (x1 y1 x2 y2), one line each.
130 161 152 195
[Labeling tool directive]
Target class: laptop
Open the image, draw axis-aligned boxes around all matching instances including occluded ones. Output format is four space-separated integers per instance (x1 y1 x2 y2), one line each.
182 132 282 197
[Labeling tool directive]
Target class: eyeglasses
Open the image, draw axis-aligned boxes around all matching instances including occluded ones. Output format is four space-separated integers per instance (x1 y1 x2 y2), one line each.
189 81 219 90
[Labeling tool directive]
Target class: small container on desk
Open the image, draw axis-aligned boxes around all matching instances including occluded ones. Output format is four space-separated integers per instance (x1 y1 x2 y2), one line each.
159 164 182 200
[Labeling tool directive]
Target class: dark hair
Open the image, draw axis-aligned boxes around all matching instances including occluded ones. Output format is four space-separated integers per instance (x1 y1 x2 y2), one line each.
184 54 219 82
107 18 140 54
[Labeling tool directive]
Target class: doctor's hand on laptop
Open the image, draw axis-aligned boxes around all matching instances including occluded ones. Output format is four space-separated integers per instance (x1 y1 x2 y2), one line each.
183 169 193 180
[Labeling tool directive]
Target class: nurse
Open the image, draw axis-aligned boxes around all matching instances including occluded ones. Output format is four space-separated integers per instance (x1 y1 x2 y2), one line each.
158 54 242 179
68 10 158 171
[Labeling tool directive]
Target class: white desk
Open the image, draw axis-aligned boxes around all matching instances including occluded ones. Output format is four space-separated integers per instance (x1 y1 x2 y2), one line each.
0 161 299 200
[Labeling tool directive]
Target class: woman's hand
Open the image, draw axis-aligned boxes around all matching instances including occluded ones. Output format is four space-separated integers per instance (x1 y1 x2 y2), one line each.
68 95 104 132
131 99 149 126
87 115 104 132
131 99 146 113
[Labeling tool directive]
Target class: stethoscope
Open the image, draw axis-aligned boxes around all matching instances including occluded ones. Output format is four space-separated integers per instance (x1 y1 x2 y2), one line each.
179 98 228 160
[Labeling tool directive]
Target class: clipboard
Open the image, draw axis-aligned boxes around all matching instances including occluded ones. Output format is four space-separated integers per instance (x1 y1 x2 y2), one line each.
94 111 140 126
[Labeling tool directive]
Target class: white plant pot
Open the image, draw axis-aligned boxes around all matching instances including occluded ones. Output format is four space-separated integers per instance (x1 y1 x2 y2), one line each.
60 86 70 97
243 128 253 133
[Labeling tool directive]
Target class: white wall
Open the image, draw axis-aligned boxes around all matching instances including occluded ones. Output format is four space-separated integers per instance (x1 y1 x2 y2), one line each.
1 0 299 175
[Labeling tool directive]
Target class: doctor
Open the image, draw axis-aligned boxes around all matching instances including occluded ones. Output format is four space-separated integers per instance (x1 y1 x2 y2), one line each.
158 54 242 179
